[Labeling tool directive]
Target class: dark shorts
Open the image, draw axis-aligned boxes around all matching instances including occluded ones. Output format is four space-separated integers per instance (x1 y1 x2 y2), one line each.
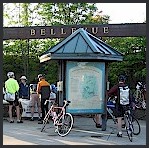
114 104 130 118
7 94 19 106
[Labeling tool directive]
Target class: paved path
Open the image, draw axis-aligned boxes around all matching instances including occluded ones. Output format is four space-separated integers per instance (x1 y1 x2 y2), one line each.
3 116 146 145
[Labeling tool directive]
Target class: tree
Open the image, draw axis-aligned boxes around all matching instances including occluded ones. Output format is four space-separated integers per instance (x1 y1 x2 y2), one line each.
37 3 98 25
3 3 146 88
105 37 146 88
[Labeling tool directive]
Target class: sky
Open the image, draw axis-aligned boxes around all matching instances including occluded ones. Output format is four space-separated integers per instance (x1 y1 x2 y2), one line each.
96 3 146 24
3 3 146 26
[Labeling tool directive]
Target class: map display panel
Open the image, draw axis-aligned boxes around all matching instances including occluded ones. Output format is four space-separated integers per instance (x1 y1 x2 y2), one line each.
66 62 105 114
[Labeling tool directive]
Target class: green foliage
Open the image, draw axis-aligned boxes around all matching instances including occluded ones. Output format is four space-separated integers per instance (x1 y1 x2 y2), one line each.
3 55 24 81
37 3 98 25
3 3 146 88
39 60 59 84
106 37 146 88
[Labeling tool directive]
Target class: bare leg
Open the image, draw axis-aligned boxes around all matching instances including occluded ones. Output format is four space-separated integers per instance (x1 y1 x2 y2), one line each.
95 114 101 124
117 117 122 133
16 106 21 121
8 105 13 121
95 114 102 128
38 107 41 118
30 106 35 118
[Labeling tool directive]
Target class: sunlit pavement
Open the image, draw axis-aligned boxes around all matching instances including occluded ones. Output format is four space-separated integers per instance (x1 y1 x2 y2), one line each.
3 116 146 145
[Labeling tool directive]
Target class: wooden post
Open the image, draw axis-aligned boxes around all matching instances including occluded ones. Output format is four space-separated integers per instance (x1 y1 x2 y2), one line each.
58 60 64 106
101 62 109 131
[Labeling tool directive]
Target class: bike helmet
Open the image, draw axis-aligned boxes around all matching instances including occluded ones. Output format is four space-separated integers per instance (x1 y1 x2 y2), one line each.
30 84 37 92
7 72 15 78
118 75 126 82
38 74 44 79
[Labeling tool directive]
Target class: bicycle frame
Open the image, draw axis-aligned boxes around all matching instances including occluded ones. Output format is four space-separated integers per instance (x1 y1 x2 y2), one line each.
106 99 141 136
133 89 146 109
41 100 73 137
43 100 67 124
123 108 133 142
106 97 117 124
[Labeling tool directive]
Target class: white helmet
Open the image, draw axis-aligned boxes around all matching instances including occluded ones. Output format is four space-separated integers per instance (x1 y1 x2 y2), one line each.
38 74 44 79
7 72 15 78
20 76 27 80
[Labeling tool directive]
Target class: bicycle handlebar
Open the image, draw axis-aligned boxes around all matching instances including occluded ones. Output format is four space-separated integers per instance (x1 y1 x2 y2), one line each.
44 100 71 106
64 100 71 103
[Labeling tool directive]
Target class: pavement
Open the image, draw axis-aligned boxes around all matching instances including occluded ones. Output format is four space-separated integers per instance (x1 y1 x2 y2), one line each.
3 115 146 145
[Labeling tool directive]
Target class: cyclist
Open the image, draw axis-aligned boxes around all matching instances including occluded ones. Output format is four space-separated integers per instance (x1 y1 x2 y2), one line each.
108 75 135 137
5 72 23 123
37 74 51 124
135 81 146 109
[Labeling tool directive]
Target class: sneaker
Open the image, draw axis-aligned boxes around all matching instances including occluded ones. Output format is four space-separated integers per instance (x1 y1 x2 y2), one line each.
17 120 23 123
117 132 122 137
30 117 34 121
38 117 41 121
10 120 14 123
96 123 102 128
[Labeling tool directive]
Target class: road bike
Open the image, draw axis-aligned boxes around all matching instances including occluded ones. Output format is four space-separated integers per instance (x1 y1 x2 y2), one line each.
123 106 138 142
41 100 73 137
133 82 146 109
93 97 141 136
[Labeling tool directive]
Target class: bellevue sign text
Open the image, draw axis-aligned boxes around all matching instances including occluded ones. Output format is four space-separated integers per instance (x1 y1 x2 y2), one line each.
3 23 146 40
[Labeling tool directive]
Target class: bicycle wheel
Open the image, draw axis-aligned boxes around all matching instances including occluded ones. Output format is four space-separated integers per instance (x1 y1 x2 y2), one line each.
124 115 133 142
57 113 73 137
131 115 141 135
41 112 50 132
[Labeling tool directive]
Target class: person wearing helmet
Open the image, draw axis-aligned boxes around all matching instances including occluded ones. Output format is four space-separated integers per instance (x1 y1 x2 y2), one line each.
5 72 23 123
108 75 134 137
37 74 51 124
19 75 29 99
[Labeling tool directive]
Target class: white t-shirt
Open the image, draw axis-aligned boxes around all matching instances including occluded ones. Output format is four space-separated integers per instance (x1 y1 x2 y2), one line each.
49 92 56 99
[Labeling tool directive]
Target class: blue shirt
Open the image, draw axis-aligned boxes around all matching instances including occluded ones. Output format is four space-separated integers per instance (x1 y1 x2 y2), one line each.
19 82 29 98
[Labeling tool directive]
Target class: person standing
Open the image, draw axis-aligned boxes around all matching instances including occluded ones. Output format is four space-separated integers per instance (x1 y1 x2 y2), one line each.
19 76 29 99
30 84 41 121
108 75 134 137
5 72 23 123
37 74 51 123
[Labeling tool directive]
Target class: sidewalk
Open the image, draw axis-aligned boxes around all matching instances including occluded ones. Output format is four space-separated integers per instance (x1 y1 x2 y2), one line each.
3 116 146 145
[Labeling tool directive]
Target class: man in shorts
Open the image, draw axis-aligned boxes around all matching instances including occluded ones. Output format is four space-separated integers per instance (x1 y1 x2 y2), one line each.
5 72 23 123
30 84 41 121
108 75 134 137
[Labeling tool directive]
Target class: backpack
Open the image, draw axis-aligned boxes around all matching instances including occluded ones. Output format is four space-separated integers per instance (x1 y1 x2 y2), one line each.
119 85 130 105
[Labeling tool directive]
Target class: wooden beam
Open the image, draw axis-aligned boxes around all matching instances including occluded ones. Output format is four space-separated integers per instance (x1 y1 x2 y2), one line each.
3 23 146 40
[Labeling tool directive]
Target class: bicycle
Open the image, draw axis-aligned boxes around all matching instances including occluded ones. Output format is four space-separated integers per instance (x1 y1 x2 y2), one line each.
93 97 141 136
133 82 146 109
123 106 138 142
41 100 73 137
